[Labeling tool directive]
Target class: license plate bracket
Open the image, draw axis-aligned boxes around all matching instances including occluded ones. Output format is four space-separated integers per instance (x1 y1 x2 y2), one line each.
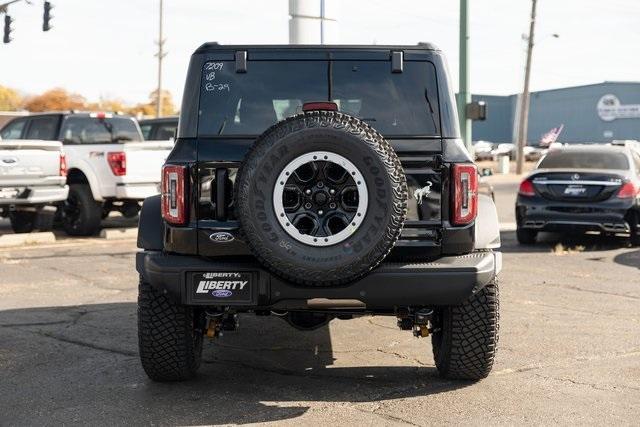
188 271 256 305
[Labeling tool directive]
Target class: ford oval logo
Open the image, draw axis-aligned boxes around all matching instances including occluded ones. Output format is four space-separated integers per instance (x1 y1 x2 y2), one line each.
1 157 18 164
211 290 233 298
209 232 234 243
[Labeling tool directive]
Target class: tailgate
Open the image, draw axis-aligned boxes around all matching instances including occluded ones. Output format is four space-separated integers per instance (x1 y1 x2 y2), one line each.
0 139 62 186
394 140 443 243
123 141 173 183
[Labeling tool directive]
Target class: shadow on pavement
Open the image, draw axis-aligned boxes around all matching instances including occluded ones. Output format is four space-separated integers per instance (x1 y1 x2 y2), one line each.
0 214 138 238
0 303 468 425
500 230 632 254
613 249 640 269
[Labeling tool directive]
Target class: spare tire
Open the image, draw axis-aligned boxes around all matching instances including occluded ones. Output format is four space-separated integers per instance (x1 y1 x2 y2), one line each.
236 110 407 286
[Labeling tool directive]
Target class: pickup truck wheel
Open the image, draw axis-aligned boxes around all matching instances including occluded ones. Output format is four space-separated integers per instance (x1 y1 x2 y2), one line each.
516 226 537 245
431 278 499 380
236 110 407 286
138 279 203 382
8 211 36 233
62 184 102 236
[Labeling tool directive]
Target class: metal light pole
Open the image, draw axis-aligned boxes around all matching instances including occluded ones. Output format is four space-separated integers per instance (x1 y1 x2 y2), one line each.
154 0 166 118
516 0 537 175
458 0 472 152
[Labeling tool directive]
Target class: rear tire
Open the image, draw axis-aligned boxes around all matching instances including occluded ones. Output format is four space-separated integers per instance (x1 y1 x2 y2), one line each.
138 279 203 382
431 278 500 380
8 211 36 233
516 226 537 244
9 209 54 233
62 184 102 236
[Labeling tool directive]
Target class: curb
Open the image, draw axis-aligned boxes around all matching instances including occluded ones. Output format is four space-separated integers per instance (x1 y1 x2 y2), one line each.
0 232 56 248
99 228 138 240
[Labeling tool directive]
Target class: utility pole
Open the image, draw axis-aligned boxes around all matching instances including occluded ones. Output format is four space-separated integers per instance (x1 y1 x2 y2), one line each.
458 0 472 152
154 0 166 118
516 0 537 175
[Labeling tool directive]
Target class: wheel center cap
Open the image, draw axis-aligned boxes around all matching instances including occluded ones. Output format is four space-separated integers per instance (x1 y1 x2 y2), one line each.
314 191 328 206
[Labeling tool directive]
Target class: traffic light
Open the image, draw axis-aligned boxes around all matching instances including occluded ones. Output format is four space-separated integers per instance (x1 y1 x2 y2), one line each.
43 1 52 32
3 15 13 44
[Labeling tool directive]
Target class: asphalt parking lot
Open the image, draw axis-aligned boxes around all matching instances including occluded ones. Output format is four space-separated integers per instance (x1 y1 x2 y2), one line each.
1 177 639 425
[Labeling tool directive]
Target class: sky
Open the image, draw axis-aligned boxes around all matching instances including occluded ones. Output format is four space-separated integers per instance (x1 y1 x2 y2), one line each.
1 0 639 106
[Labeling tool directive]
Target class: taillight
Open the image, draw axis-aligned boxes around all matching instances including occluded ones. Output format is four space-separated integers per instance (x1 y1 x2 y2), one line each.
161 164 187 225
107 152 126 176
518 179 535 197
452 164 478 226
59 153 67 177
617 182 639 199
302 101 338 111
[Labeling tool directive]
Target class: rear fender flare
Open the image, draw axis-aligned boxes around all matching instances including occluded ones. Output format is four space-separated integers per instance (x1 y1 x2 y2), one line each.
137 195 164 250
66 161 102 202
475 194 501 250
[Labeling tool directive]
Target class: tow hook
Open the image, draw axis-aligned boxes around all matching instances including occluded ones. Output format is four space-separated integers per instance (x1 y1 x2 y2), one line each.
205 317 220 338
413 309 434 338
205 312 238 338
396 308 435 338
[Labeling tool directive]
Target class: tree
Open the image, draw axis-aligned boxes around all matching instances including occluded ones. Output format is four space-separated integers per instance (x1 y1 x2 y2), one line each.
85 98 128 113
128 89 176 117
0 86 23 111
23 88 86 112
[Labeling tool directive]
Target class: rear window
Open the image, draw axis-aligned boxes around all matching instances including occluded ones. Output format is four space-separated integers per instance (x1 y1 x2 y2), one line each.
0 118 27 139
140 124 152 140
60 116 142 144
198 60 440 137
539 150 629 170
154 123 177 140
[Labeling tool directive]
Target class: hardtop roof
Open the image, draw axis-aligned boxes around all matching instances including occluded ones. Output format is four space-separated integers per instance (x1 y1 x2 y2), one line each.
194 43 440 55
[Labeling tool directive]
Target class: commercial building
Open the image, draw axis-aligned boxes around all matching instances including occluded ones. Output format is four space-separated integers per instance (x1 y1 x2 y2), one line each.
472 81 640 144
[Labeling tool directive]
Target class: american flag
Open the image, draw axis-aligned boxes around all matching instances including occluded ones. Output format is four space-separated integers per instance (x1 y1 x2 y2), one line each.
540 124 564 147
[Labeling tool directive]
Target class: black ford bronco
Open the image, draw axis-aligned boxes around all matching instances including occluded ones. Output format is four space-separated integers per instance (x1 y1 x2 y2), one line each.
136 44 502 382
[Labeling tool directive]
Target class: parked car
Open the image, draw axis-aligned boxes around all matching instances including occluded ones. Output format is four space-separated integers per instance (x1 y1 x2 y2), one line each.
136 43 502 382
138 116 178 141
491 143 515 160
516 144 640 245
524 144 546 162
0 138 68 233
0 112 173 235
473 140 494 161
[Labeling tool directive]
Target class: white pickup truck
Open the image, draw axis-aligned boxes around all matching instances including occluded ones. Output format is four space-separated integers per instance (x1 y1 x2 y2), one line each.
0 139 68 233
0 112 172 235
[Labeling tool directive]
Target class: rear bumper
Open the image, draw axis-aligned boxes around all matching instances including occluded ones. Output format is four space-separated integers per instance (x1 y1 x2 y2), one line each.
516 195 635 233
0 185 68 206
136 250 501 310
115 182 160 200
521 220 630 233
